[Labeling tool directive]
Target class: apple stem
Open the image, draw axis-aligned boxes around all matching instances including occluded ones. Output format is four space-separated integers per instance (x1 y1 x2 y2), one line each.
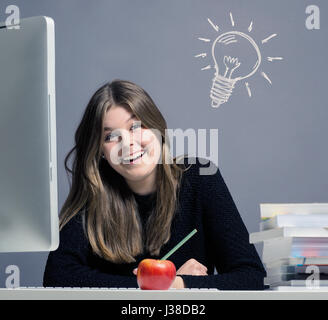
160 229 198 260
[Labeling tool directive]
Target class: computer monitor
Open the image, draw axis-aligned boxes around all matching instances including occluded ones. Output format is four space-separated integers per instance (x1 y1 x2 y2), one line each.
0 16 58 252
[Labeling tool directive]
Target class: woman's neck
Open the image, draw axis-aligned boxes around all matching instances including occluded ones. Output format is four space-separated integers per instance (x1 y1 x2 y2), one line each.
125 169 157 196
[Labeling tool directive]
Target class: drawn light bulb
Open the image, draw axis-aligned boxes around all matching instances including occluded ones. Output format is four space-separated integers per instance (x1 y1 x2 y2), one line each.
210 31 261 108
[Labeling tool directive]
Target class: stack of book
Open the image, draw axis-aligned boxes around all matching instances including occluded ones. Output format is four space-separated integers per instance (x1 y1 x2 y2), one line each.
250 203 328 289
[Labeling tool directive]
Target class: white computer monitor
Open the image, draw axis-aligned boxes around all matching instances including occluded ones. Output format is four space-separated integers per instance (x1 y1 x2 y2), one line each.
0 16 58 252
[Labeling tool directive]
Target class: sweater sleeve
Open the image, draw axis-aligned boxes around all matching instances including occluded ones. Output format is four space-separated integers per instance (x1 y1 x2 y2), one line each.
43 213 139 288
180 160 266 290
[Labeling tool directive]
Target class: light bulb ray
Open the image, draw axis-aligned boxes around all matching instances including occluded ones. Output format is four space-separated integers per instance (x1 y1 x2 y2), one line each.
194 53 207 58
245 82 252 97
267 57 283 62
201 65 211 71
248 21 253 32
262 33 277 44
261 71 272 85
207 18 219 32
229 12 235 27
198 37 211 42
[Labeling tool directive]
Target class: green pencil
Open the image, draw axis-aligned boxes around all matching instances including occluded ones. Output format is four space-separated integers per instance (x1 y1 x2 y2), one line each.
160 229 198 260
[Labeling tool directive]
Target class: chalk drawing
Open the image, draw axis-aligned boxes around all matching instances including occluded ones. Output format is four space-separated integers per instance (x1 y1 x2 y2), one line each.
196 13 283 108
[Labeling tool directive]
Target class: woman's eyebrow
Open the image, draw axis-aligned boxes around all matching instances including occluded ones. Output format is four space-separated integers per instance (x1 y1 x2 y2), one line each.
103 115 136 132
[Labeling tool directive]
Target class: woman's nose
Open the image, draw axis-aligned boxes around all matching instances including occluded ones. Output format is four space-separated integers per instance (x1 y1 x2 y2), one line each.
121 129 141 156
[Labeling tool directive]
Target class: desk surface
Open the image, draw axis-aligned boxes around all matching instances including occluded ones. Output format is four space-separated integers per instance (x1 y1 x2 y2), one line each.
1 287 328 300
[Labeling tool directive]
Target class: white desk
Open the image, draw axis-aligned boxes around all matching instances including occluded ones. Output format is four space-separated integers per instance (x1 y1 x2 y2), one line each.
1 287 328 300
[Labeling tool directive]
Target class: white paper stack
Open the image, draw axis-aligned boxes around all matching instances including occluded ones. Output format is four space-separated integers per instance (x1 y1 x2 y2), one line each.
250 203 328 288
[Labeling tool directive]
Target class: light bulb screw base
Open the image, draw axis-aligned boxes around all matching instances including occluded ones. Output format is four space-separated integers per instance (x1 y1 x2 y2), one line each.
210 75 237 108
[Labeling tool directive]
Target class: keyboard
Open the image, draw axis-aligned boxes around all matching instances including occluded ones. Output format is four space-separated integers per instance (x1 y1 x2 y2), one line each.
0 287 219 300
2 287 328 299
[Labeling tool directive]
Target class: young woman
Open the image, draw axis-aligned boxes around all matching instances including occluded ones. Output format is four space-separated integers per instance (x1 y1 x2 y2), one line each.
43 80 266 289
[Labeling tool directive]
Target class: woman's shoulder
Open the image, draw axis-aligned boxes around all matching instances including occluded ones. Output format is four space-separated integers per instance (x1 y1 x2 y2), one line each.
177 156 231 203
60 210 86 237
176 155 219 178
58 210 89 249
174 156 221 193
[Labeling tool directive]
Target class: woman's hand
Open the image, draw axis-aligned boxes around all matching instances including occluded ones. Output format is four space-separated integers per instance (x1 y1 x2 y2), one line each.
176 258 208 276
170 258 208 288
170 276 185 289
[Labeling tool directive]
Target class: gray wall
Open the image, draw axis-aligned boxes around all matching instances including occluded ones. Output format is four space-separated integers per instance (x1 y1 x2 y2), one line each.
1 0 327 287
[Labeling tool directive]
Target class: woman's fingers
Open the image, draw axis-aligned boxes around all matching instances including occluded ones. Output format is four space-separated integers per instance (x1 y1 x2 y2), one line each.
133 268 137 275
176 258 208 276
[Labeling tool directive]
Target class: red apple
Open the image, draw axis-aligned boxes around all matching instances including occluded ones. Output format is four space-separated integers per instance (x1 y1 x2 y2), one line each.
137 258 176 290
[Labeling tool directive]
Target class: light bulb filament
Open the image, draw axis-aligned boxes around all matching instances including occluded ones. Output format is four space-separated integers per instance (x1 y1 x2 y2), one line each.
223 56 241 79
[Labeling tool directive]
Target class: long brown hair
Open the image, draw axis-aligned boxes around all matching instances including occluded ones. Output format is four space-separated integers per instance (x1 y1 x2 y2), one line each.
60 80 188 263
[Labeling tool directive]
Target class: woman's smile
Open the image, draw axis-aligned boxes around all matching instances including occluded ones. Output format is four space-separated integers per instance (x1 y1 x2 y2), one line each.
122 150 146 165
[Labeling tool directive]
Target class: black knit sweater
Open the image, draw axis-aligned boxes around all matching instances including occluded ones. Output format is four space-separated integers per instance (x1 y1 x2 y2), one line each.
43 157 266 290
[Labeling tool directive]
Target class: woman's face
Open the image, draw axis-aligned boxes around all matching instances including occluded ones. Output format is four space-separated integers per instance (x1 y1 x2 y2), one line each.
102 105 162 187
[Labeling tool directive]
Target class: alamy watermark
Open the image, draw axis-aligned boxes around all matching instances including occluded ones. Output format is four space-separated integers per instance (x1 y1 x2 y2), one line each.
103 123 219 175
305 5 320 30
2 5 20 29
305 265 320 289
5 265 20 288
